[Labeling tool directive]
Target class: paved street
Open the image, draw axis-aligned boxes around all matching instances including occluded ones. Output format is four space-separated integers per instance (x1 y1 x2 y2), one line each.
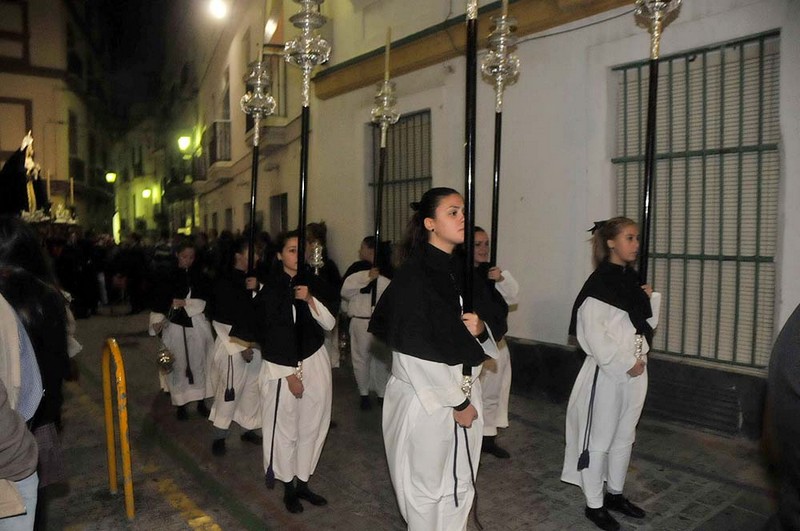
47 308 776 530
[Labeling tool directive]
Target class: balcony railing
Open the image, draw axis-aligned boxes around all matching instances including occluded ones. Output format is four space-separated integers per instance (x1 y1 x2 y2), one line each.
207 120 231 166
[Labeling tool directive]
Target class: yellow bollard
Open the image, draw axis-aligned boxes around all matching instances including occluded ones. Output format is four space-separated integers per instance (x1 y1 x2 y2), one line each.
102 337 135 520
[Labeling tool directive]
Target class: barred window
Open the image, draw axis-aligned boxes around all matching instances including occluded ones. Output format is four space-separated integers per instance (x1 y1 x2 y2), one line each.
613 31 780 368
370 110 432 245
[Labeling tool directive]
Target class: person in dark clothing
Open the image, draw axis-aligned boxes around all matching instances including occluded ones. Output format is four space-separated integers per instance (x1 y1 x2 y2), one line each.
0 216 71 531
368 188 504 529
207 237 263 456
121 233 148 314
766 303 800 531
256 230 340 514
306 222 343 369
148 240 214 419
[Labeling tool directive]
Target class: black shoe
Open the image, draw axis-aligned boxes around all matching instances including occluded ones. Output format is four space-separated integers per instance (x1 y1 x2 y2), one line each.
585 507 620 531
283 481 304 514
604 493 646 519
296 480 328 506
482 436 511 459
197 401 211 418
212 438 226 456
176 405 188 421
240 431 263 445
360 395 371 411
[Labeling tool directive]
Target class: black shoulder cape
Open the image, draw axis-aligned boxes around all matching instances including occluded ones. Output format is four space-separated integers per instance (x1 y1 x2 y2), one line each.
568 260 653 345
368 243 507 367
212 269 257 344
255 268 340 367
149 263 211 328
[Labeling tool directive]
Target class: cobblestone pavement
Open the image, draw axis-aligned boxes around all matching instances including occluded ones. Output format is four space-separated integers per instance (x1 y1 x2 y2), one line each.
48 310 776 530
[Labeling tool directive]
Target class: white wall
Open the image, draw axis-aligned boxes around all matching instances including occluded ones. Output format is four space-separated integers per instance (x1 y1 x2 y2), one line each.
311 0 800 345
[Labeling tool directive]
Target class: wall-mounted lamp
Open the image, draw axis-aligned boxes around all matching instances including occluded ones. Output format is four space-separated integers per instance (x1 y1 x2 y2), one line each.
177 136 191 152
105 172 117 184
142 188 152 199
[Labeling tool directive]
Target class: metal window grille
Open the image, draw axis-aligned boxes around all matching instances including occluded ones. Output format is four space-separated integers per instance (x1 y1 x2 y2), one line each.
370 110 432 245
612 31 780 368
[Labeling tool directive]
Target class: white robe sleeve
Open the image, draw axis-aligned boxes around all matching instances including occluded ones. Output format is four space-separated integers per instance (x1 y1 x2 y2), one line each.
495 270 520 306
148 312 167 336
212 321 247 356
576 298 639 383
340 271 370 301
479 325 500 359
396 354 468 415
647 292 662 329
184 297 206 317
308 296 336 331
261 360 296 380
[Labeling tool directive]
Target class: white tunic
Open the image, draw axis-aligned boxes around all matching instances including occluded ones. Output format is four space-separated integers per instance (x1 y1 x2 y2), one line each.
479 271 519 436
148 296 214 407
341 270 391 397
561 292 661 487
383 335 498 531
259 297 335 482
208 321 262 431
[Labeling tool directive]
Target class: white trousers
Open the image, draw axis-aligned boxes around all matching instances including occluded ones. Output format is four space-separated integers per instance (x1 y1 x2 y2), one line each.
478 339 511 436
161 320 213 406
259 349 332 483
383 376 483 531
579 446 633 508
349 318 391 397
209 340 262 432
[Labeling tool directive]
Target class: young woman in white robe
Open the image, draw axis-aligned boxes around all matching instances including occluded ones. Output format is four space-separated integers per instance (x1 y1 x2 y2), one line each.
561 217 661 531
257 232 339 514
340 236 391 410
208 238 262 456
473 227 518 459
149 242 214 419
369 188 505 531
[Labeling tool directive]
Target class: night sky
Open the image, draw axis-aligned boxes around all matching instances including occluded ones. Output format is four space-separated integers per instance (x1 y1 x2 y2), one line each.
97 0 167 110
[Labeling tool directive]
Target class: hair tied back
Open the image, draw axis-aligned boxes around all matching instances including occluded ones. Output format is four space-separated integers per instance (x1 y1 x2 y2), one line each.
410 201 421 212
588 220 607 234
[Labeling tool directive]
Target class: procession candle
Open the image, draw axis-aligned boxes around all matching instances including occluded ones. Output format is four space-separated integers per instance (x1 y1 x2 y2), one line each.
70 177 74 205
46 170 51 200
502 0 508 17
384 27 391 82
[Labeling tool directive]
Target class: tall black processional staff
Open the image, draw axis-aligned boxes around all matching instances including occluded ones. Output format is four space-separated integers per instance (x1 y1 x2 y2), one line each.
462 0 479 322
285 0 331 276
634 0 682 282
262 0 331 491
240 62 277 275
369 28 400 307
480 0 519 267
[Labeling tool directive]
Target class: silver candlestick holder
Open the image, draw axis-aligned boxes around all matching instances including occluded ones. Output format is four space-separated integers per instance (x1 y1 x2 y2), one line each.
481 6 520 112
240 61 277 146
284 0 331 107
371 80 400 146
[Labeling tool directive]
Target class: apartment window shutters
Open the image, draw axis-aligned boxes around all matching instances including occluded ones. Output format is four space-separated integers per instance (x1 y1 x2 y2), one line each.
370 110 432 246
612 31 780 369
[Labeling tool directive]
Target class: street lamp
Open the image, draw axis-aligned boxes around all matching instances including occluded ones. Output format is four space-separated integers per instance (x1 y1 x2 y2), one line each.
105 172 117 184
208 0 228 19
177 136 191 152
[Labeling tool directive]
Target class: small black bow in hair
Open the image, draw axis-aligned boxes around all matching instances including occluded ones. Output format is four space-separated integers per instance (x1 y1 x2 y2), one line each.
588 220 607 234
410 201 421 211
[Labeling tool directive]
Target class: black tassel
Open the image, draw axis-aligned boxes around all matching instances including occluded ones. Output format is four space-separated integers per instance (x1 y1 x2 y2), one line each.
577 449 590 471
265 466 275 490
186 368 194 385
224 387 235 402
